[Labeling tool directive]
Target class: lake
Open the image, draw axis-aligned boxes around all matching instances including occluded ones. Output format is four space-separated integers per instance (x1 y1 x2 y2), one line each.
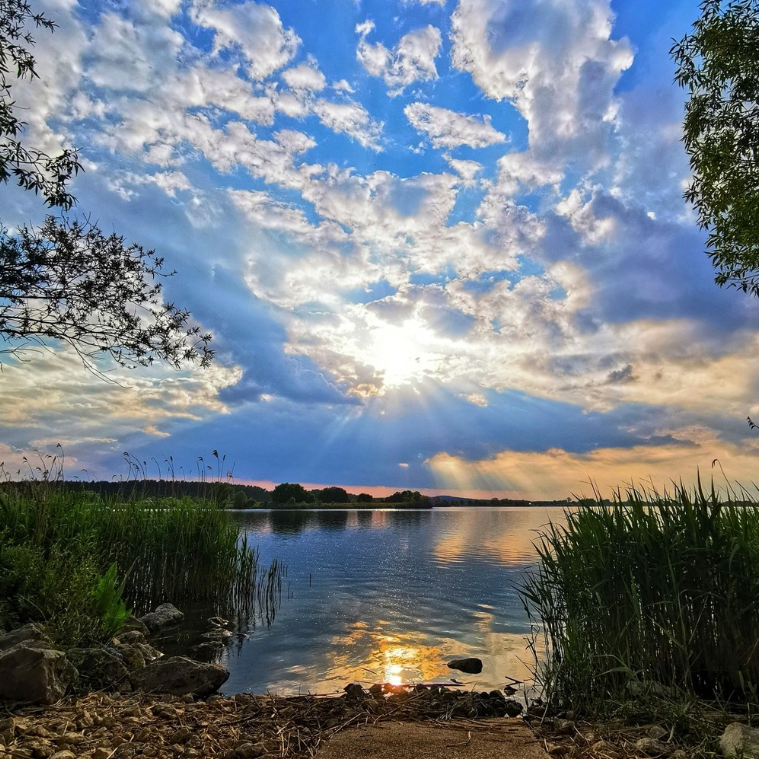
169 506 568 696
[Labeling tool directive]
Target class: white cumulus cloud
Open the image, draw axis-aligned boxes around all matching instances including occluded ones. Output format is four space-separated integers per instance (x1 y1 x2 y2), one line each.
356 22 442 95
405 103 508 149
312 99 383 151
191 0 300 80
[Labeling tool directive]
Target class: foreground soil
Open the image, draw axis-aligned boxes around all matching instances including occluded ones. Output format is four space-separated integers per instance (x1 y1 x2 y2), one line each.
0 690 714 759
0 688 530 759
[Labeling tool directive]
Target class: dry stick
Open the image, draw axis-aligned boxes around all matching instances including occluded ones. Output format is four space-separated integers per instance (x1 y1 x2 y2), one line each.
446 730 472 748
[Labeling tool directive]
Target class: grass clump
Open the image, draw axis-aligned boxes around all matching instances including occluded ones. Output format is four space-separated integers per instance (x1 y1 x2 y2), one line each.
0 484 281 646
521 480 759 715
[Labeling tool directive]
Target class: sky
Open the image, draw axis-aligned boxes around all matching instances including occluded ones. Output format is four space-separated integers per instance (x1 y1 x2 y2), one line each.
2 0 759 499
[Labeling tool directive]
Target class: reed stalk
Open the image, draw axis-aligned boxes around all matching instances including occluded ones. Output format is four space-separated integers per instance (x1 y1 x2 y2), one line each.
520 480 759 712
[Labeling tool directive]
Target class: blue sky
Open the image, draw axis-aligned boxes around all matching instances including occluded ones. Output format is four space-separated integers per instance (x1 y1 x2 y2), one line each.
2 0 759 498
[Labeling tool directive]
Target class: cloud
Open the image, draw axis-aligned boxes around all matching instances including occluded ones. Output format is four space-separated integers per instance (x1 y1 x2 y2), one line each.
450 0 633 170
356 22 442 95
312 99 384 150
405 103 508 149
87 12 184 92
282 62 327 92
190 0 300 80
427 429 759 500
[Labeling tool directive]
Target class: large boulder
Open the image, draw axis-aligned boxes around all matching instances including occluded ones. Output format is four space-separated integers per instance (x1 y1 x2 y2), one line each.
0 623 53 652
131 656 229 697
0 642 77 705
138 603 184 633
447 657 483 674
720 723 759 759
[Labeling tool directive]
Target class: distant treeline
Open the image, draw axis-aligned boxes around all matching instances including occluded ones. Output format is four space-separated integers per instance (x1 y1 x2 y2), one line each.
4 480 571 509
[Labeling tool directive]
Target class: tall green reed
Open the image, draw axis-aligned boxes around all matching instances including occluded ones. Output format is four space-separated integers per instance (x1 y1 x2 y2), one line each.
0 484 283 642
520 479 759 711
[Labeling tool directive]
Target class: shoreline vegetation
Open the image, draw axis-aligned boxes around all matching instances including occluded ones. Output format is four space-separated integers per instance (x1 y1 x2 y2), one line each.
3 473 759 758
0 481 284 646
519 480 759 756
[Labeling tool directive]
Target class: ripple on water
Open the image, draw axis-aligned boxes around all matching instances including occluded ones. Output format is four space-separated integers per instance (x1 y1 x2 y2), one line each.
198 506 570 695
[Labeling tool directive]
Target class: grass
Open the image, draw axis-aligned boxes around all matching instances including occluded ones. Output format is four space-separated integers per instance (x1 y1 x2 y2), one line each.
520 478 759 716
0 480 283 646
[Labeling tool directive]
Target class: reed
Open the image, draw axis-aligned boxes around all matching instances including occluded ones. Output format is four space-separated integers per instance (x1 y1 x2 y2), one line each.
0 484 282 643
520 479 759 712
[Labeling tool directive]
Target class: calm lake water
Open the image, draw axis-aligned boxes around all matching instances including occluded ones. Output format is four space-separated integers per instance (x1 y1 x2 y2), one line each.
172 506 569 696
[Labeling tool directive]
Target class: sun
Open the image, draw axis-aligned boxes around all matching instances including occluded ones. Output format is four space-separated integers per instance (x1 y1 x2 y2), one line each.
367 319 439 388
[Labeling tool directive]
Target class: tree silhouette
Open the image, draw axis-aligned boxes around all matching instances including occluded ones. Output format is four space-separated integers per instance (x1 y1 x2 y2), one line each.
0 0 212 373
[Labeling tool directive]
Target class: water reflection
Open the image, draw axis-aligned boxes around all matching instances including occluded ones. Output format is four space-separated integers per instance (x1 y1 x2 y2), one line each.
214 507 566 696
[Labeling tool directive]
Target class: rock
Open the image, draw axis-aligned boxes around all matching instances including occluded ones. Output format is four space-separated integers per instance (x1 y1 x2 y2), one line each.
343 683 364 699
720 723 759 759
503 699 523 717
132 642 163 663
66 648 131 690
93 747 112 759
120 617 150 637
447 657 483 674
590 740 620 758
234 742 267 759
131 656 229 697
117 630 147 645
0 642 77 705
139 603 184 633
635 737 670 756
201 629 233 641
0 624 53 653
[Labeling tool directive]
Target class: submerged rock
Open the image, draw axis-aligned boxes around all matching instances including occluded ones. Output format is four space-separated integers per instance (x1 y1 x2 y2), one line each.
138 603 184 633
131 655 229 697
447 657 483 674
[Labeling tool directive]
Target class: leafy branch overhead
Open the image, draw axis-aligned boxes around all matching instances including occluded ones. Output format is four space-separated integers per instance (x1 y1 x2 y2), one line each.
672 0 759 296
0 218 213 370
0 0 213 372
0 0 81 209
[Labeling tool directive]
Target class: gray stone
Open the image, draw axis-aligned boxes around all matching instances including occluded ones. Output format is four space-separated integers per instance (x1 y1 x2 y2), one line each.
447 657 483 674
131 656 229 697
0 642 77 705
117 630 147 645
134 642 163 663
0 624 53 653
720 723 759 759
201 629 233 641
120 617 150 636
113 643 146 672
139 603 184 633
